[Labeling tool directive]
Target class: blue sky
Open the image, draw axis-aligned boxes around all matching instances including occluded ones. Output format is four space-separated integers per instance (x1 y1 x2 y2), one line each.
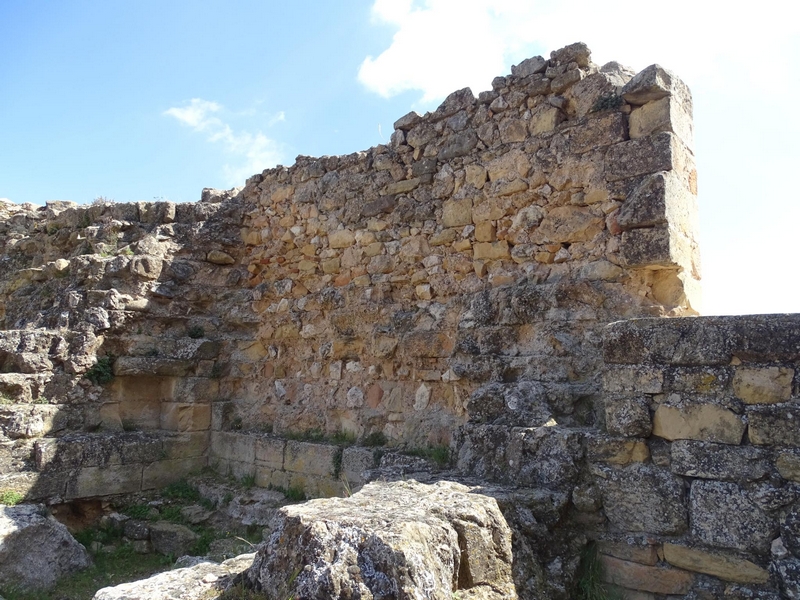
1 0 799 316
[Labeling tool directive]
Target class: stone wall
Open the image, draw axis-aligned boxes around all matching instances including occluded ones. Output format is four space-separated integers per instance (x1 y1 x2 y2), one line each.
8 42 793 599
590 315 800 598
228 42 700 449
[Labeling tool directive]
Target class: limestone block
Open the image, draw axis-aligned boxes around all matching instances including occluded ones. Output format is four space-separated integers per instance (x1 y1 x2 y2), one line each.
619 225 695 271
605 132 692 182
486 150 530 182
600 555 693 595
506 426 585 491
442 198 473 227
142 457 207 490
429 229 456 246
160 403 211 432
529 105 564 135
255 437 286 470
670 440 769 481
362 197 397 219
113 357 192 377
597 541 659 566
604 317 743 366
400 331 454 358
215 457 255 480
586 436 649 465
472 198 510 223
117 433 166 465
622 64 690 107
210 431 256 464
287 472 344 499
66 464 143 499
569 112 628 155
629 95 694 148
732 366 794 404
489 178 528 197
474 222 496 242
328 229 355 249
284 441 338 477
254 466 289 490
465 164 486 189
366 254 394 274
173 377 219 402
777 449 800 482
206 250 235 265
530 205 604 244
438 130 478 160
600 464 687 535
662 366 731 394
652 401 744 444
130 256 163 280
473 241 510 260
382 177 420 196
604 365 664 394
511 55 546 77
162 432 209 459
499 118 527 144
748 404 800 446
616 171 698 235
405 123 435 149
690 480 775 554
662 543 768 584
393 111 422 131
604 395 652 438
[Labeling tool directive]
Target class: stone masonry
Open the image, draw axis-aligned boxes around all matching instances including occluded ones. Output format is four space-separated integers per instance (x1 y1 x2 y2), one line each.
1 43 796 598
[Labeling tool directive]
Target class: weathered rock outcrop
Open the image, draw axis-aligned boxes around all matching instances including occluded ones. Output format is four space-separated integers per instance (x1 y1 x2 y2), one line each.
0 503 92 591
244 480 516 599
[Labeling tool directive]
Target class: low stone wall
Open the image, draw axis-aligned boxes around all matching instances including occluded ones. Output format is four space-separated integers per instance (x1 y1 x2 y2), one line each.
592 314 800 597
1 431 207 502
209 431 423 499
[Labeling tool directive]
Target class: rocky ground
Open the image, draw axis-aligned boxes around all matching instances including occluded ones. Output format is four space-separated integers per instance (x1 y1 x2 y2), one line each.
0 473 289 600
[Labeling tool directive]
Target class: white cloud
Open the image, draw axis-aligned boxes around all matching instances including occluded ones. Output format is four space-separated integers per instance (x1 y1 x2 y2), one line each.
358 0 800 105
164 99 284 186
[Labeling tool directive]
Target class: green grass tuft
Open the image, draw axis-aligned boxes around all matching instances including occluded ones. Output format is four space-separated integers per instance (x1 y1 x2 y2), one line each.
84 355 115 385
576 543 622 600
0 490 25 505
162 479 201 502
404 445 450 468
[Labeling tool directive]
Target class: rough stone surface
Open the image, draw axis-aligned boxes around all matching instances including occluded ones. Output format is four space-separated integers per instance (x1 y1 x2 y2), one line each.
149 522 199 557
244 480 516 600
0 504 92 591
600 464 687 535
93 554 255 600
690 481 775 554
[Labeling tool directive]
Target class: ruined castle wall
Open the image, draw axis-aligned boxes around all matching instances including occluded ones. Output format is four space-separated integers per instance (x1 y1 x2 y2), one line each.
0 43 702 507
590 315 800 597
226 44 700 456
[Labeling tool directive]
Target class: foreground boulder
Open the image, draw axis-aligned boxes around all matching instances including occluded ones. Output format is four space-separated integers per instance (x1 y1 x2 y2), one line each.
244 479 517 599
93 554 254 600
0 503 92 591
